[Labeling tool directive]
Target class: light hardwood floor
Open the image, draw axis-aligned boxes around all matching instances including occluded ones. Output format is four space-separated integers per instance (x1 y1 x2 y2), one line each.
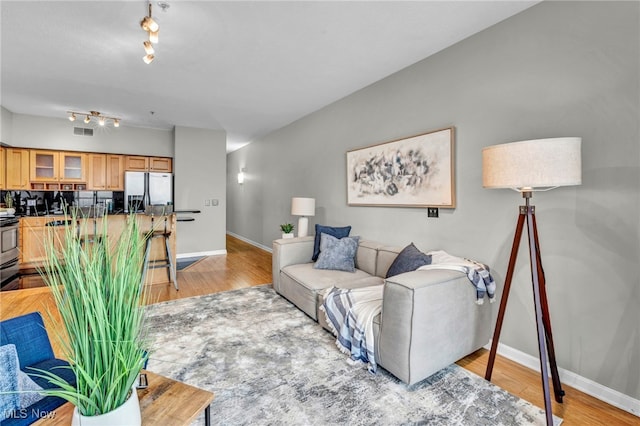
1 234 637 425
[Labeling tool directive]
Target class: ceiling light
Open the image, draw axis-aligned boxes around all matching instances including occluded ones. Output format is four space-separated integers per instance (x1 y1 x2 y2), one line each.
149 29 159 44
143 54 155 64
68 111 121 128
140 16 159 33
143 41 154 55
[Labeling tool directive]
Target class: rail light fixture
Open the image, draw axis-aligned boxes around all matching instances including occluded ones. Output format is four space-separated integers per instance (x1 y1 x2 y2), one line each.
141 2 168 64
68 111 121 128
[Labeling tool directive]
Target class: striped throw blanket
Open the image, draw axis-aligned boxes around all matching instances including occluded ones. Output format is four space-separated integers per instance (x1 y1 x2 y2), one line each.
418 250 496 304
320 285 384 373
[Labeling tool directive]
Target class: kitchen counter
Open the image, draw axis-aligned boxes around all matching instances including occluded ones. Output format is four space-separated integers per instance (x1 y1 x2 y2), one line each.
19 213 177 286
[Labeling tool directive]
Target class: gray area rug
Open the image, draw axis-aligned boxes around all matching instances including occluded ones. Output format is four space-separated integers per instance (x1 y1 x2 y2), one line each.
145 285 560 425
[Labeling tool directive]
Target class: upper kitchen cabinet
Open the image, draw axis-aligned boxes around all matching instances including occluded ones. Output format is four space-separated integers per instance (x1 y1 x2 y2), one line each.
0 147 5 190
88 153 124 190
30 150 87 190
125 155 172 173
5 148 30 190
30 150 59 183
149 157 172 172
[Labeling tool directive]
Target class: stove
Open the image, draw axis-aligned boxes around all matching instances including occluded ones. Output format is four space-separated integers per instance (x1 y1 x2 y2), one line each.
0 216 20 289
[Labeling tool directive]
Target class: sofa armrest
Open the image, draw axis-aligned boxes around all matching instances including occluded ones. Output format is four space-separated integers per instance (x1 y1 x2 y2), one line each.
272 236 315 293
377 269 492 385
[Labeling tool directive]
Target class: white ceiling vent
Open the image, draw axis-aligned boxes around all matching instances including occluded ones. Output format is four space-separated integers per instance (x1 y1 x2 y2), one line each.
73 127 94 136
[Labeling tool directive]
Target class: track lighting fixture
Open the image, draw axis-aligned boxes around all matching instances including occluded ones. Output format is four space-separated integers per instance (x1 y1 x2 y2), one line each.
68 111 121 128
140 2 168 64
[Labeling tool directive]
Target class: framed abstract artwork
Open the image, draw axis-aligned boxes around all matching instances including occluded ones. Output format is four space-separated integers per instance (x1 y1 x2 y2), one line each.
346 127 455 208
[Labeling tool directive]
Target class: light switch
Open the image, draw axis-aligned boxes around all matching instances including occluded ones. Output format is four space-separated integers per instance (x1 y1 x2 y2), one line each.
205 199 211 206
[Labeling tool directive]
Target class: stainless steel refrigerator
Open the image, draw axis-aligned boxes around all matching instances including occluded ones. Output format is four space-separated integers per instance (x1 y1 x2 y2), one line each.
124 171 173 213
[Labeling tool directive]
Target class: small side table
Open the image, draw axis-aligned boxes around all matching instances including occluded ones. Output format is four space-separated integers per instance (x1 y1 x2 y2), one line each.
33 371 214 426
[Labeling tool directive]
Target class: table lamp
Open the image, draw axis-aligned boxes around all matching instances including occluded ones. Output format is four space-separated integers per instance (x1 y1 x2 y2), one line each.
291 197 315 237
482 137 581 426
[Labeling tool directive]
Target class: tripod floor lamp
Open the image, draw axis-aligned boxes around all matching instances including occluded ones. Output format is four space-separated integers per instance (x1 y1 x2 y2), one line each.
482 137 582 426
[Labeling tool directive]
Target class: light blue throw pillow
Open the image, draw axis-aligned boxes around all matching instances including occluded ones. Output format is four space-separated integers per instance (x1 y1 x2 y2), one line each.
314 233 360 272
0 343 45 421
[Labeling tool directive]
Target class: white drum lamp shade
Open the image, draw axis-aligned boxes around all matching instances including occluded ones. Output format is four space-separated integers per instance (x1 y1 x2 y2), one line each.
482 137 581 191
291 197 315 237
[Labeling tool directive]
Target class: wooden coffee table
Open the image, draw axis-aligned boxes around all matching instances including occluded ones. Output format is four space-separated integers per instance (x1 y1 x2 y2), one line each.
33 371 215 425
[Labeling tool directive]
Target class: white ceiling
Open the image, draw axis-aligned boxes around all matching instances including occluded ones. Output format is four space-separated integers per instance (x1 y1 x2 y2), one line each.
1 1 538 152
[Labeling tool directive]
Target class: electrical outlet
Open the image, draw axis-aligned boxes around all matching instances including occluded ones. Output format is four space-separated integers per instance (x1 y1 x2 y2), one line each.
427 207 439 218
211 199 219 206
204 199 211 207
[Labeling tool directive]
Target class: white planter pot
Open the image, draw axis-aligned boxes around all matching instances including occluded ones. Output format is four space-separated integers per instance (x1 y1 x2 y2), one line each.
282 233 294 239
71 387 140 426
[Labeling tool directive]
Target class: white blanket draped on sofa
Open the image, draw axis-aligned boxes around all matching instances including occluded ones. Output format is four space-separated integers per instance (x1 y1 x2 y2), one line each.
320 285 384 373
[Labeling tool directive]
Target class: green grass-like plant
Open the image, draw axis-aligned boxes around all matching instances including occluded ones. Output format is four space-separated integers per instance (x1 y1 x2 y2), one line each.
34 212 150 416
280 223 294 234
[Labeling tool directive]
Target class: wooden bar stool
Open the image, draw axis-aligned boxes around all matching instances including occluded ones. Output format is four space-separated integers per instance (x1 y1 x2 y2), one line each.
141 215 178 290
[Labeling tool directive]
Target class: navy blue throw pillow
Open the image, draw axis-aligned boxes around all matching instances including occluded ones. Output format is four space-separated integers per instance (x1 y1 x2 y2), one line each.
385 243 432 278
312 225 352 261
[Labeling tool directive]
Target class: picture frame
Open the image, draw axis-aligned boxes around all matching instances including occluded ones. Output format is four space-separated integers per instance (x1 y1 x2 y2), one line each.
346 127 455 208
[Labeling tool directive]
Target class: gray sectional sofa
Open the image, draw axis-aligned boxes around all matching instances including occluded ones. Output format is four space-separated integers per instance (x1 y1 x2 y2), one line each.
272 235 492 386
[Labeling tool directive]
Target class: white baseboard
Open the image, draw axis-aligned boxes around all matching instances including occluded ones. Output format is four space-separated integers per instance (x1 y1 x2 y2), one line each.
177 250 226 259
226 231 273 252
488 341 640 417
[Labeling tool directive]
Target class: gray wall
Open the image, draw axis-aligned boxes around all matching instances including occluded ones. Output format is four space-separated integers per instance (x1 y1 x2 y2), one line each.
7 112 174 156
1 106 13 143
174 126 227 255
227 1 639 401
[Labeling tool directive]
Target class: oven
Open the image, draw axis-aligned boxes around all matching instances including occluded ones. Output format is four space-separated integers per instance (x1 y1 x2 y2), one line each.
0 217 20 288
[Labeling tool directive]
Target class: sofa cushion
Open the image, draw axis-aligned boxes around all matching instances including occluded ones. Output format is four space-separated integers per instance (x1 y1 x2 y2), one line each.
385 243 432 278
314 234 360 272
376 245 403 277
283 263 373 291
312 225 351 261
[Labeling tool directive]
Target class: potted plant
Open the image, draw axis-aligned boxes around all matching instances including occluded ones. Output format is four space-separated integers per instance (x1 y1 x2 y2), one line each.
280 223 295 239
3 192 15 215
35 213 150 425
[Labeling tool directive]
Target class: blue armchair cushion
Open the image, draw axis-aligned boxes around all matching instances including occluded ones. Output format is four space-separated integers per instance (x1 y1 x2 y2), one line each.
312 224 352 261
0 312 55 368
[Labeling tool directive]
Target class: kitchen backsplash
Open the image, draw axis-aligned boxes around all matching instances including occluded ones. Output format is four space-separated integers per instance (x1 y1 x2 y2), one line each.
0 190 125 215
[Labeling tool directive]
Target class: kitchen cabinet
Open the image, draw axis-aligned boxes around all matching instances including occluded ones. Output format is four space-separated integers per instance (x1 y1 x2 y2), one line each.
149 157 172 172
125 155 149 171
30 150 59 183
19 217 70 267
5 148 30 190
88 154 124 190
30 150 87 190
125 155 172 172
0 147 5 190
60 152 87 182
19 214 176 286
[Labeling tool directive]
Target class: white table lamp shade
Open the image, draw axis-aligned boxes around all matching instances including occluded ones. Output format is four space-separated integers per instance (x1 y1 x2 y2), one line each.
291 197 315 237
482 137 581 191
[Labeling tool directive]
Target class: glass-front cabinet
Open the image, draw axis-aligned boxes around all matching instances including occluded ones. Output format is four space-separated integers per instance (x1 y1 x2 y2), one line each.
30 150 59 183
29 150 87 190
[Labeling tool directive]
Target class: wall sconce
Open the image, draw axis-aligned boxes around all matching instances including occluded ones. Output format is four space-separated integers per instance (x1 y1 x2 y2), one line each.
237 168 246 184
